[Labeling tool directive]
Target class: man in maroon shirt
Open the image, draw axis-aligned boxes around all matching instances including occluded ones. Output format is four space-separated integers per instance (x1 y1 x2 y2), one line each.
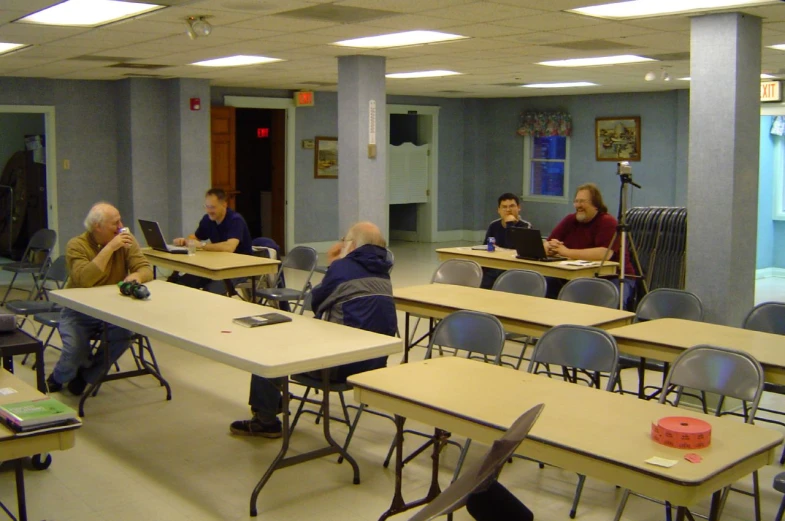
544 183 636 306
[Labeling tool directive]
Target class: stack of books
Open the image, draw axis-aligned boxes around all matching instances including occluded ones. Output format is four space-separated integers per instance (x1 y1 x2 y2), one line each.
0 398 78 433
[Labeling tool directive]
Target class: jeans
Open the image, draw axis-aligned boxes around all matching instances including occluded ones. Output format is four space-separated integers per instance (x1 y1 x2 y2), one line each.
249 375 285 419
480 268 504 290
53 308 133 384
466 481 533 521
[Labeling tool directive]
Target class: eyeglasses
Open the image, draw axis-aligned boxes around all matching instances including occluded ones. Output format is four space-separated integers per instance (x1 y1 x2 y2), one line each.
499 205 518 211
573 198 590 205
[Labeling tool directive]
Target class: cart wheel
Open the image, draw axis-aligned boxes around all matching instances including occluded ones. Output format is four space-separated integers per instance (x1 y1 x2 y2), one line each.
31 453 52 470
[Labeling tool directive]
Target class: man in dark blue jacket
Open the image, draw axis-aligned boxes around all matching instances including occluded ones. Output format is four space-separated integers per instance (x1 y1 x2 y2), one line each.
230 221 396 438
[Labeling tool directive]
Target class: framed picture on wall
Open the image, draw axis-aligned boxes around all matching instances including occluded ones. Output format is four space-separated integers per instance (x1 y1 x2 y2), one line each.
314 136 338 178
595 116 641 161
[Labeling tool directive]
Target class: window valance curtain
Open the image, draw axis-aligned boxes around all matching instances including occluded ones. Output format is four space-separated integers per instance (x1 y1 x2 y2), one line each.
517 111 572 137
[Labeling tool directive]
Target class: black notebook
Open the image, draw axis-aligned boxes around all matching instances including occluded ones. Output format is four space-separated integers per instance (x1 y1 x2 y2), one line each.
233 313 292 328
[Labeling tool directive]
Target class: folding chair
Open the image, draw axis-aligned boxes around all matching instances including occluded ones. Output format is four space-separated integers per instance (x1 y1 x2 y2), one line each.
491 269 546 369
527 324 619 519
1 228 57 305
5 255 68 334
557 277 619 309
613 345 765 521
385 310 506 482
407 403 544 521
256 245 317 314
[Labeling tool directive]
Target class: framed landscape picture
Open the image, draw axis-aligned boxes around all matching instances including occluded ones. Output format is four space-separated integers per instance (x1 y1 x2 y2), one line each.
595 117 641 161
314 136 338 178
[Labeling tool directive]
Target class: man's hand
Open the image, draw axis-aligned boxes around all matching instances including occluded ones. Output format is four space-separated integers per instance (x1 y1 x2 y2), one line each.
501 214 517 227
173 237 186 246
107 231 133 252
544 239 563 256
326 242 343 265
124 272 144 284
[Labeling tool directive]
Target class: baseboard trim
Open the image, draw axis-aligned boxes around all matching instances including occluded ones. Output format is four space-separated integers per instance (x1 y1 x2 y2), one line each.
433 230 486 243
390 230 418 242
756 267 785 279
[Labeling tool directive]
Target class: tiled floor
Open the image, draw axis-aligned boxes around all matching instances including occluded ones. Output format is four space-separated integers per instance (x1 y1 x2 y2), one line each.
0 242 784 521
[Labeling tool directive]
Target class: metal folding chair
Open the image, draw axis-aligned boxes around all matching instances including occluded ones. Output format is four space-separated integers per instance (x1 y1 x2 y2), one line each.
256 245 317 314
386 310 506 482
557 277 619 309
613 345 765 521
527 324 620 519
491 269 546 369
1 228 57 305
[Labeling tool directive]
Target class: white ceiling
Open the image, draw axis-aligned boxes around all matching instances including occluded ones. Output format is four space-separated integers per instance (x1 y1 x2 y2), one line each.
0 0 785 97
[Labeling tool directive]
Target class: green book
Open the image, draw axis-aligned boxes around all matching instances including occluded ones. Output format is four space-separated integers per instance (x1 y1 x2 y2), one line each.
0 398 77 430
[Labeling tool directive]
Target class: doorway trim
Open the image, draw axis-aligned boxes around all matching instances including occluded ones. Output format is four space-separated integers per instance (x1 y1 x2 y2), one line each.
224 96 295 252
0 105 58 256
387 104 439 242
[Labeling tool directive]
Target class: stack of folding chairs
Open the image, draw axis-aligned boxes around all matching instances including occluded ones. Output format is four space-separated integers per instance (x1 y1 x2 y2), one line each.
625 207 687 291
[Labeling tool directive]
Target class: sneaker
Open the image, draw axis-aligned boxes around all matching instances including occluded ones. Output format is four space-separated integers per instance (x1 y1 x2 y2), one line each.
46 374 63 393
230 415 282 438
67 371 88 396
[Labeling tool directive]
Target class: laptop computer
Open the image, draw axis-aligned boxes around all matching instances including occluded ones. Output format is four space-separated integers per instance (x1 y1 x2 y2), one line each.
509 227 565 262
137 219 188 254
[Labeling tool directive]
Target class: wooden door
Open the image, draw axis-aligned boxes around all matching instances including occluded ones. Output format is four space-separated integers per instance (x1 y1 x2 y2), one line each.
270 109 286 250
210 106 238 209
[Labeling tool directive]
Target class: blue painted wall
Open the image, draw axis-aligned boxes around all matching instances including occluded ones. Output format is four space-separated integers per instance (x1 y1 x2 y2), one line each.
758 116 775 269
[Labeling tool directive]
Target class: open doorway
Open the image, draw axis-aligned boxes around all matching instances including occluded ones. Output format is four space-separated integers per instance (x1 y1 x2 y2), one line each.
234 108 286 248
0 107 58 261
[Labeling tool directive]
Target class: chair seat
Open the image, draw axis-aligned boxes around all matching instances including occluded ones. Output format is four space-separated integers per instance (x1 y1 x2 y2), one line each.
290 373 352 393
5 300 60 315
1 262 42 273
775 472 785 493
314 265 328 274
33 311 61 327
257 288 303 301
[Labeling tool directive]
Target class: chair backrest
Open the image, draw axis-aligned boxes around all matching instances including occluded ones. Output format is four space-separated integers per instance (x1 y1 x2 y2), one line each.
407 403 545 521
527 325 619 391
425 310 506 363
42 255 69 289
22 228 57 266
635 288 704 322
557 278 619 309
661 345 764 421
431 259 482 288
742 302 785 335
491 269 546 297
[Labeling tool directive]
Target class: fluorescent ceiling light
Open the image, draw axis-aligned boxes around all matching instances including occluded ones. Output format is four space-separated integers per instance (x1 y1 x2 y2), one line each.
18 0 164 27
569 0 778 20
386 70 461 79
679 74 777 81
522 82 598 88
333 30 467 48
0 43 27 56
192 55 282 67
538 55 655 67
771 44 785 51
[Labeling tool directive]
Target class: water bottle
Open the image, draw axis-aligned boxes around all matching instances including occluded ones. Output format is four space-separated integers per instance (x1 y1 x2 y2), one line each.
487 237 496 252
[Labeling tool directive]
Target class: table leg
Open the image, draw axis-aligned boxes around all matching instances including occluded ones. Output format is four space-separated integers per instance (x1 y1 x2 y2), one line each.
404 314 411 363
34 342 45 393
223 280 239 298
251 276 258 303
378 418 443 521
707 490 722 521
637 357 646 400
2 355 12 375
15 459 27 521
250 371 361 517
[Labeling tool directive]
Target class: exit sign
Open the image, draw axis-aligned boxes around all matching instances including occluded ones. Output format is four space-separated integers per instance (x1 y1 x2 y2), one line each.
761 81 782 102
294 90 314 107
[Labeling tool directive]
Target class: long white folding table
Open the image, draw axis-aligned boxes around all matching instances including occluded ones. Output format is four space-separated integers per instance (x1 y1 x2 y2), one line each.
50 280 401 517
349 357 784 521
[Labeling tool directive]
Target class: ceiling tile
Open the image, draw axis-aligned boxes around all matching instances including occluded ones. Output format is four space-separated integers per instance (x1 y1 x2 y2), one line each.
496 12 607 31
419 2 547 23
335 0 476 13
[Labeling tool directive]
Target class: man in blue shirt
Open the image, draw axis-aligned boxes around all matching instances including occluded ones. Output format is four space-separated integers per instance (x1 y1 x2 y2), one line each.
481 193 532 289
172 188 253 293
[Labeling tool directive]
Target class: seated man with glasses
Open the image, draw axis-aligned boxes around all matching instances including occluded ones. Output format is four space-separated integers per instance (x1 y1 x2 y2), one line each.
544 183 636 307
171 188 253 293
480 193 533 288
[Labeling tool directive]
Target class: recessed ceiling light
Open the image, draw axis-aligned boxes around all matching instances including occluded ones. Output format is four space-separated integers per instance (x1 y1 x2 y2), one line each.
18 0 164 27
386 70 461 79
771 44 785 51
569 0 779 20
191 55 283 67
678 77 691 81
333 30 468 49
538 55 655 67
522 82 598 88
0 43 27 56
